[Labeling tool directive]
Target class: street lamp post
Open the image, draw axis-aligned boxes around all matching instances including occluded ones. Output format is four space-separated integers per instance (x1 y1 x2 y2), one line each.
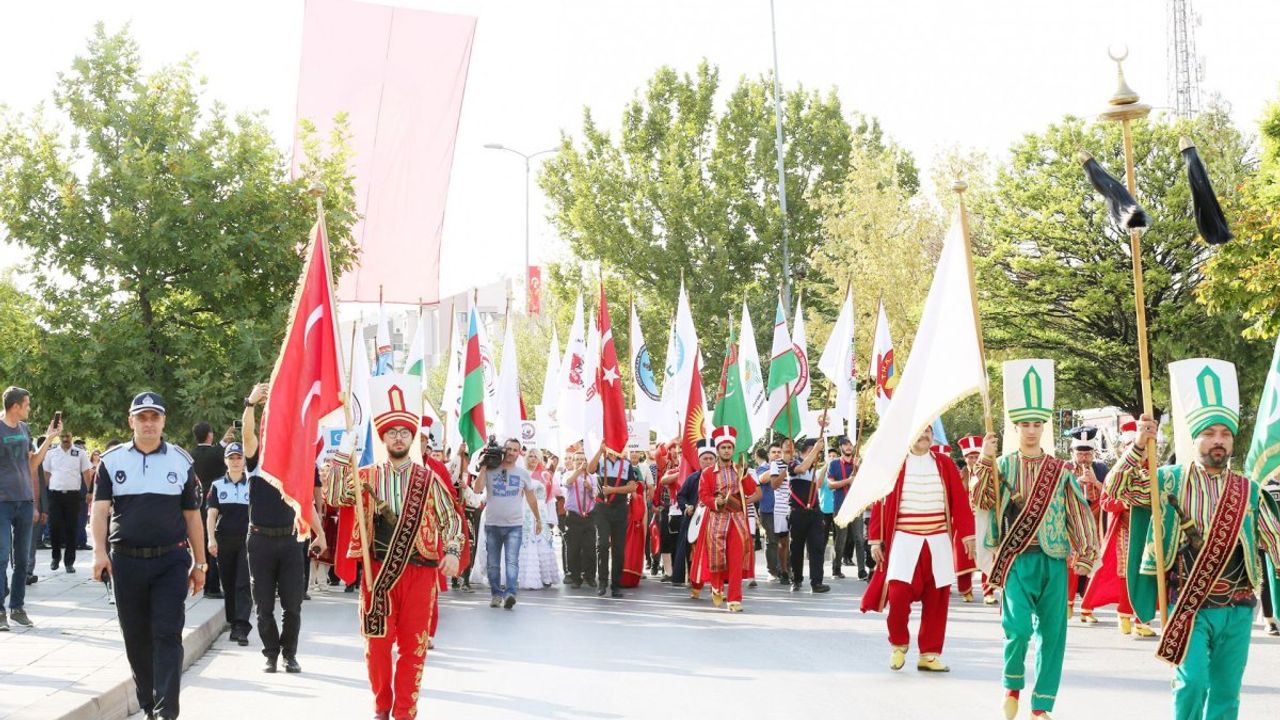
484 143 557 312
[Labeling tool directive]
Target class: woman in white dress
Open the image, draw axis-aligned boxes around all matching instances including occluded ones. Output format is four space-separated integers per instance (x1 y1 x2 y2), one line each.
517 451 561 588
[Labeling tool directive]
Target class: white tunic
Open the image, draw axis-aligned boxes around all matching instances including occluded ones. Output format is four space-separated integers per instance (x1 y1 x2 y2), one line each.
885 452 956 587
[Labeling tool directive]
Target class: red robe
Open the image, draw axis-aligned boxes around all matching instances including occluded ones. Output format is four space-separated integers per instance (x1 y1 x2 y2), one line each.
1081 494 1131 612
620 484 648 588
689 466 758 585
860 450 976 613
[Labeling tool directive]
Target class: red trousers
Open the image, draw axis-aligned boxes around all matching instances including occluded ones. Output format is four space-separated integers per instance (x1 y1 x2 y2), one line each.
956 570 992 596
363 562 440 720
708 527 747 602
886 542 951 655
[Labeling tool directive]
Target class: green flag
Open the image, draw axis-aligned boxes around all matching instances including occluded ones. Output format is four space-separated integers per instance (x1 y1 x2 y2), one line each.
1247 332 1280 486
713 328 753 460
766 297 801 438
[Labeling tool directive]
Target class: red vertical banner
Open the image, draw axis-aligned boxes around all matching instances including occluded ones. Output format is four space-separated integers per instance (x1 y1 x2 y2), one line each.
527 266 542 315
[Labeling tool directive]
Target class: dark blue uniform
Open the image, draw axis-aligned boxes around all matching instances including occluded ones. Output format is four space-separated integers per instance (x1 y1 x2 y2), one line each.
245 454 306 669
671 470 703 586
95 439 200 720
207 473 252 640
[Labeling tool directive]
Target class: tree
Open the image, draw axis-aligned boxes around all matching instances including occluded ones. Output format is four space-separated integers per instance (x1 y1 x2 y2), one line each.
972 107 1267 421
0 26 358 440
539 61 914 387
1200 94 1280 341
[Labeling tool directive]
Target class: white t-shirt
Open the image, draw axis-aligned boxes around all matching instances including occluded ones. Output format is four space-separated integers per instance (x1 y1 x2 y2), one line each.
43 444 92 491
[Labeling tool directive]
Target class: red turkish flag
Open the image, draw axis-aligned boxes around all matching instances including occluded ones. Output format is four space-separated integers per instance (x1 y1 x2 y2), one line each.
257 222 343 536
597 284 628 454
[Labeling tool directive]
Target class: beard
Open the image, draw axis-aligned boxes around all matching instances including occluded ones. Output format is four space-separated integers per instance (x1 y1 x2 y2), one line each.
387 445 410 461
1199 447 1229 470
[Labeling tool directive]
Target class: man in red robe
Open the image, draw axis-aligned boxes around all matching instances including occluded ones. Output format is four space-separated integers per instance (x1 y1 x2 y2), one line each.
956 435 996 604
690 427 760 612
862 425 975 672
324 375 465 720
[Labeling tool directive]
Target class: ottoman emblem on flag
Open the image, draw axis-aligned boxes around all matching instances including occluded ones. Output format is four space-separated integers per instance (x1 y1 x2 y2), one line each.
568 353 585 388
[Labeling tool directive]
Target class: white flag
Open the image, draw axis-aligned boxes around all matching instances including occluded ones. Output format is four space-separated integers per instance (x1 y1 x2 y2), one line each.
348 324 376 467
658 281 699 440
583 311 605 459
373 304 395 376
871 301 897 417
405 312 428 379
738 300 769 440
540 324 561 412
818 287 858 438
630 302 663 427
494 318 523 442
836 214 988 525
441 315 464 453
793 295 811 413
556 295 587 452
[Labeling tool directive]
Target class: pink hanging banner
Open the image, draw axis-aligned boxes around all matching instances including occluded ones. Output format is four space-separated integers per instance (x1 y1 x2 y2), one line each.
293 0 477 305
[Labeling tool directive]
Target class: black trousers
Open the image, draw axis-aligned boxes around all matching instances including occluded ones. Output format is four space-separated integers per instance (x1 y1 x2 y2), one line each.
110 548 189 720
562 512 596 583
215 533 252 635
47 490 81 568
462 507 482 582
247 532 304 660
593 501 628 591
200 499 221 594
789 506 826 587
672 512 692 584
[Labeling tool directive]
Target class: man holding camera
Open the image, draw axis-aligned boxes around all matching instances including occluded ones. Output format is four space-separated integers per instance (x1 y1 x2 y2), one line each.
468 437 542 609
326 374 464 720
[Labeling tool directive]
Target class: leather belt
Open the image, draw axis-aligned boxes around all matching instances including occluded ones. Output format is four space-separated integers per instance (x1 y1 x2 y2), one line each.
110 542 187 558
249 524 295 538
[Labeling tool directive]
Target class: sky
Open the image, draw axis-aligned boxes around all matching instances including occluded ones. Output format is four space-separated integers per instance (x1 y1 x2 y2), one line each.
2 0 1278 300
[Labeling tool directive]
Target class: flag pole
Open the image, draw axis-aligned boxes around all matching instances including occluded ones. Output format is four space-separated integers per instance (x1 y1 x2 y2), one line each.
313 178 374 591
954 180 1003 544
1098 49 1168 627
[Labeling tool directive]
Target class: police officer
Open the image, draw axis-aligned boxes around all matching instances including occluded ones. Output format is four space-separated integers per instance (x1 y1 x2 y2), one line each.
205 442 252 646
240 383 325 674
91 392 207 720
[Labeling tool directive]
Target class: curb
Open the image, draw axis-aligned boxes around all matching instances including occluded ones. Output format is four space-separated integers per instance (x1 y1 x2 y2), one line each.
24 598 226 720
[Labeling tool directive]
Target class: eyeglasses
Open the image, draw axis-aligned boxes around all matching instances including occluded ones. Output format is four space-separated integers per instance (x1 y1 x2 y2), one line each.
384 428 414 440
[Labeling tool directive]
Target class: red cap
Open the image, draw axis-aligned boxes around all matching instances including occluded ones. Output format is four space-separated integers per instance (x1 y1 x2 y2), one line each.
958 435 984 454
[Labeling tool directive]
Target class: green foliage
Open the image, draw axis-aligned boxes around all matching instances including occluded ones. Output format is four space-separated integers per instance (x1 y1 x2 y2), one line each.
1200 95 1280 341
973 107 1266 420
0 25 358 443
539 61 912 388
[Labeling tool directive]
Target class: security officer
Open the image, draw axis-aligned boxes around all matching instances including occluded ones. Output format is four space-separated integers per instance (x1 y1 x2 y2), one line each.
206 442 252 646
240 382 325 674
91 392 207 720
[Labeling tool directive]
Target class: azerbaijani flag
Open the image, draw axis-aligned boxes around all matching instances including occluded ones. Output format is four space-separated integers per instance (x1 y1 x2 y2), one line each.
459 307 487 453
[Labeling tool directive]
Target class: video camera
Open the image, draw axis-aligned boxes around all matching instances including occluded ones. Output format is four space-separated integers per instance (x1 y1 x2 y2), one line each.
477 435 505 471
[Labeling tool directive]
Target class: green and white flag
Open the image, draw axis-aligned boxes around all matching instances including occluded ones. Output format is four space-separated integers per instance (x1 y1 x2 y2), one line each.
766 295 801 438
1246 335 1280 485
713 328 753 460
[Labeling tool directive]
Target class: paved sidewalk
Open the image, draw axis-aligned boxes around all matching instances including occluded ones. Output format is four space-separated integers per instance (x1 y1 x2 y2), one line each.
1 547 223 720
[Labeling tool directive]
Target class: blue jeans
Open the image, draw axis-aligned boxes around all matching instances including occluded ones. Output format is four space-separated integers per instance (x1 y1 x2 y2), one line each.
1 500 34 610
485 524 522 598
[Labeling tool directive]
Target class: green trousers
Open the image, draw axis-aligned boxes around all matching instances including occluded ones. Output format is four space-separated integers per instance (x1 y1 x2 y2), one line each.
1001 550 1067 713
1173 605 1252 720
